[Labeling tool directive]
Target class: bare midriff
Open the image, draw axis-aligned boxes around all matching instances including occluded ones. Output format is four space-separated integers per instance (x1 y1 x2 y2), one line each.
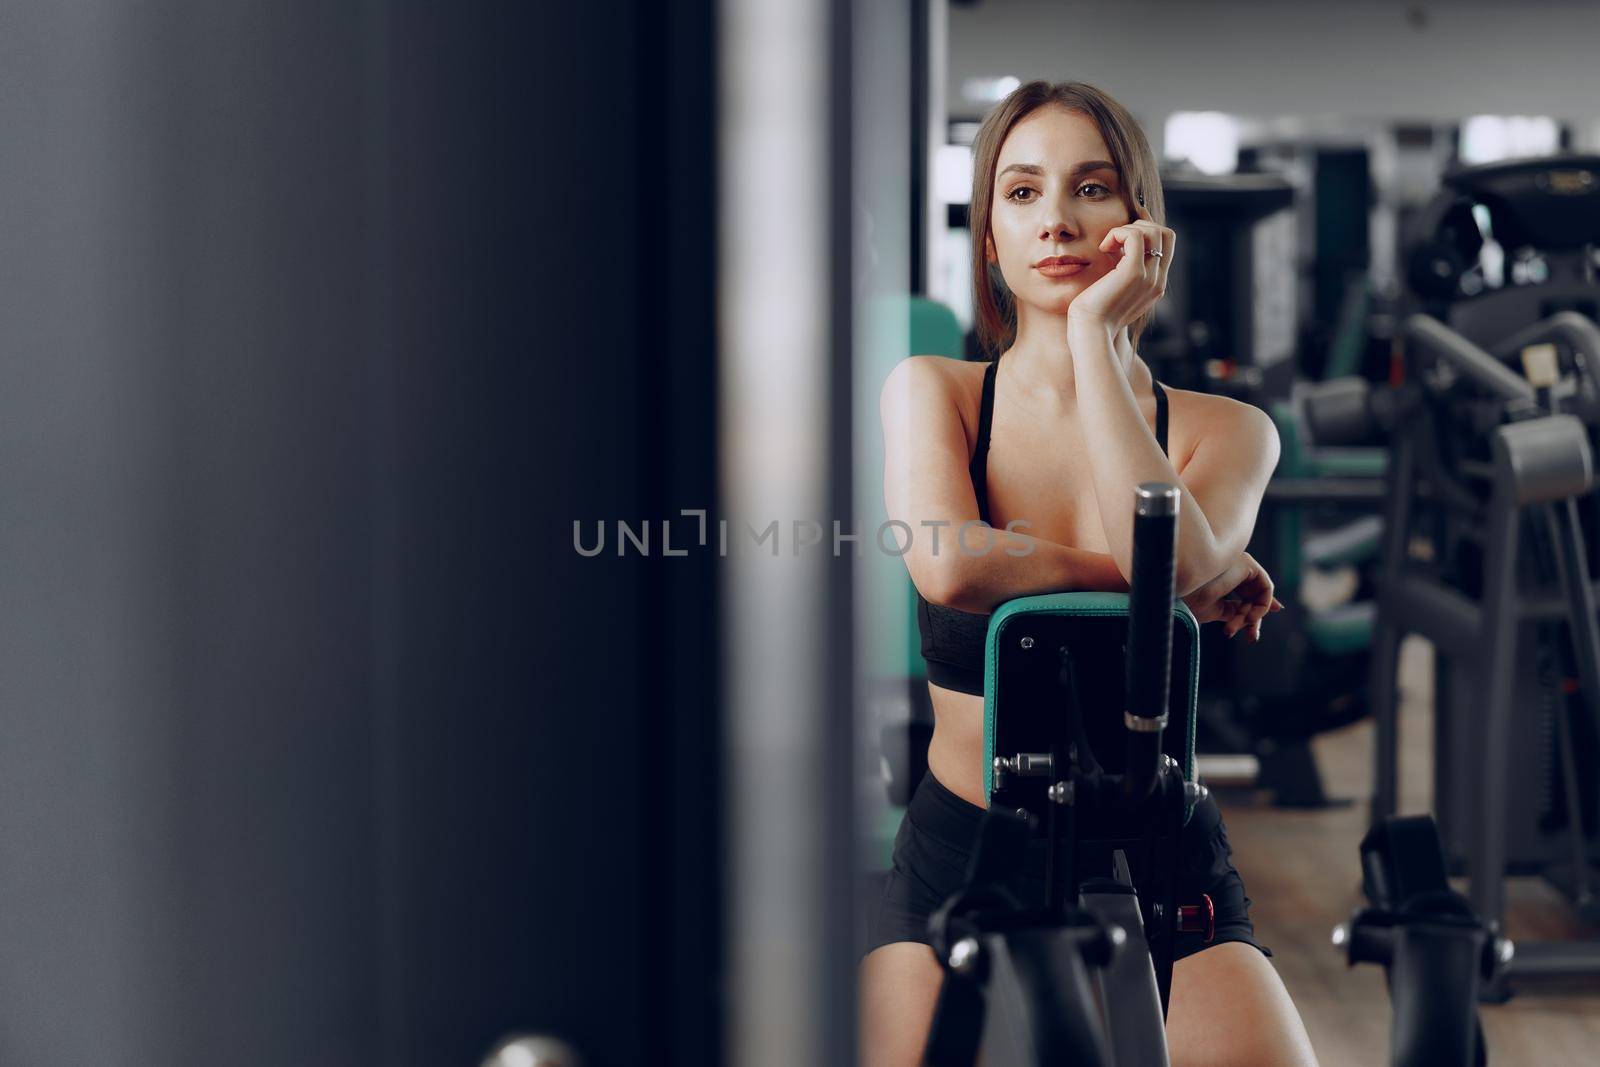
923 683 990 809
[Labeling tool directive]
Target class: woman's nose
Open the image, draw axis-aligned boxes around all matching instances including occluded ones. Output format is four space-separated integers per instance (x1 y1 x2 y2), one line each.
1040 204 1079 241
1043 219 1081 241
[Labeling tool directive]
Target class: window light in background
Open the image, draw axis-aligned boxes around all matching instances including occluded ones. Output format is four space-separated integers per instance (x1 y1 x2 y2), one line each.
931 144 975 329
948 121 982 148
1164 112 1240 176
1459 116 1560 164
961 75 1020 105
934 143 974 206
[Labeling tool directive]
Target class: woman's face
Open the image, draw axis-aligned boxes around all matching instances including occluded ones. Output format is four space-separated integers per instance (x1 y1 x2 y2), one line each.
985 105 1134 316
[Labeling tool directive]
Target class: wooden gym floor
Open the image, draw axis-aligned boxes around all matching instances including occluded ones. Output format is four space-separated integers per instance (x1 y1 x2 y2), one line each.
1219 637 1600 1065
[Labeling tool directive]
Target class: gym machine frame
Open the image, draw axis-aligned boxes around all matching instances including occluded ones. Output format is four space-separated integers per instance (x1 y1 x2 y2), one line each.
919 484 1209 1066
1335 813 1510 1067
911 480 1509 1065
1363 312 1600 993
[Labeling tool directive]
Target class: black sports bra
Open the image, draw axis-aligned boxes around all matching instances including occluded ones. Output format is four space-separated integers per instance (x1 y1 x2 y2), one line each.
915 359 1170 696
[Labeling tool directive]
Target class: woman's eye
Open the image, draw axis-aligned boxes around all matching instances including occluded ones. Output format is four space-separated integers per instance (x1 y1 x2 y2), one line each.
1005 182 1111 203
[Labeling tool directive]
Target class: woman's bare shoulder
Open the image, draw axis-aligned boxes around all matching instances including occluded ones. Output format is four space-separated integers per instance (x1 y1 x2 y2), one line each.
1163 384 1270 423
881 355 991 439
1162 386 1278 468
893 353 989 389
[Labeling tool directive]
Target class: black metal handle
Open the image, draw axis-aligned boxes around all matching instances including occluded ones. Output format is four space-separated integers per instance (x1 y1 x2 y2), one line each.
1124 483 1179 804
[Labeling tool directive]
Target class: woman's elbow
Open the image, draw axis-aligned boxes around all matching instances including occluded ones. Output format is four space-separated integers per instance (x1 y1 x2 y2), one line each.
1108 543 1210 598
1174 550 1228 599
1112 555 1136 593
913 555 974 613
1173 568 1209 599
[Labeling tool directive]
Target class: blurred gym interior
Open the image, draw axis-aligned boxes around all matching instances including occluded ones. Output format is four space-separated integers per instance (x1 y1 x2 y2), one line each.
3 2 1600 1065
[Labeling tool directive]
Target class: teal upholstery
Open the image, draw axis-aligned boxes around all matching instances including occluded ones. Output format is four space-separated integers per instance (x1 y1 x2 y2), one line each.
1307 448 1388 479
909 296 965 359
1325 273 1373 381
983 592 1202 824
1306 601 1378 657
1267 401 1386 598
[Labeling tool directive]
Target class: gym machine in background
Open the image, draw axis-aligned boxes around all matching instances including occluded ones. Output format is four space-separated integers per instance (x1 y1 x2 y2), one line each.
1141 171 1298 399
1150 170 1387 807
1311 154 1600 996
1335 815 1509 1067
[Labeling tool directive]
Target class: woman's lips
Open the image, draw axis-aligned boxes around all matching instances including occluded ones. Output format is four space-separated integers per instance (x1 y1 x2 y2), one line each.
1035 261 1088 278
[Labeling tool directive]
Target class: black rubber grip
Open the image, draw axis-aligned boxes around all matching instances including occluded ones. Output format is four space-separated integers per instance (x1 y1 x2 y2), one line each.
1123 484 1178 803
1126 484 1178 720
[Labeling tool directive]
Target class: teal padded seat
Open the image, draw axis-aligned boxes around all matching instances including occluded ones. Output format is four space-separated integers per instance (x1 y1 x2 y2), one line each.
1306 601 1378 658
909 296 965 360
984 592 1202 824
1308 448 1388 479
1267 399 1386 597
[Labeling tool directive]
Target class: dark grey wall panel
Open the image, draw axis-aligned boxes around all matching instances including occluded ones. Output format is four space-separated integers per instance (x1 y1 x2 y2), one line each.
0 3 720 1065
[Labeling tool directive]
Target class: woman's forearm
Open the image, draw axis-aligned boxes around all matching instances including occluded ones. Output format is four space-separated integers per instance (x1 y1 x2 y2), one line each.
922 526 1128 614
1068 321 1228 593
1188 555 1248 604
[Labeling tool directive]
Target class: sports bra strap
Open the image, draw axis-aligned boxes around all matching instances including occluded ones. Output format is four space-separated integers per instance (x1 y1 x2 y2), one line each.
1153 377 1168 452
971 361 998 524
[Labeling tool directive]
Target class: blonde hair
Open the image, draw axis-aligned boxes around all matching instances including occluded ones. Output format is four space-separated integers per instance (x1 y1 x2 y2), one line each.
969 81 1165 357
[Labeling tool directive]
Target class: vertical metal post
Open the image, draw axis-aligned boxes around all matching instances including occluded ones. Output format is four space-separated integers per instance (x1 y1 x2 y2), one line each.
720 0 855 1063
908 0 927 295
824 0 858 1061
1549 498 1600 743
1371 425 1415 823
1544 500 1600 905
1472 448 1523 938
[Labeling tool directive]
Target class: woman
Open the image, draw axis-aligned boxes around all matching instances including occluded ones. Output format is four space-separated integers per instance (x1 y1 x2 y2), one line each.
861 81 1320 1066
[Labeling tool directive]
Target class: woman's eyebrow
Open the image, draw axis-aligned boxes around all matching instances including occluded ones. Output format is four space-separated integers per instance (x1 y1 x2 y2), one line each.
997 159 1116 180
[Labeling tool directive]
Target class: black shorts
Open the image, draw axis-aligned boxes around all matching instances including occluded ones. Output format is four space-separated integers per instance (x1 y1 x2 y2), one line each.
864 771 1271 962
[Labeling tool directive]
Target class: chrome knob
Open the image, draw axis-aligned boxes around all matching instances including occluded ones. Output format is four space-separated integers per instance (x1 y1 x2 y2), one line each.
949 936 982 974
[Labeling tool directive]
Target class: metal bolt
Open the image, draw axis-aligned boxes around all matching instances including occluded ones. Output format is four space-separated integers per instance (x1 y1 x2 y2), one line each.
1047 781 1074 805
1184 781 1210 804
1009 753 1052 776
1496 938 1515 967
1020 635 1034 649
1016 807 1030 820
998 753 1053 778
1107 924 1127 948
1331 923 1349 948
